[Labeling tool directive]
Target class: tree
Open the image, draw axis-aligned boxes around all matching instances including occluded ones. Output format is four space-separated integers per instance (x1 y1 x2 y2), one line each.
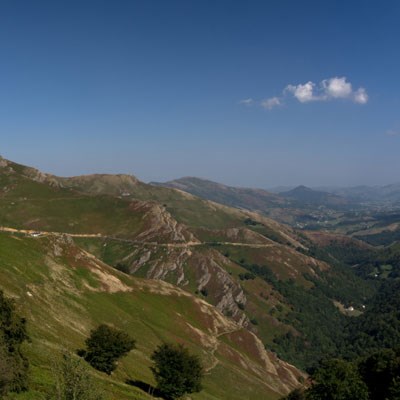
306 359 369 400
49 352 104 400
151 343 203 400
0 290 29 395
281 388 307 400
281 389 307 400
79 324 135 374
358 349 400 400
0 341 15 395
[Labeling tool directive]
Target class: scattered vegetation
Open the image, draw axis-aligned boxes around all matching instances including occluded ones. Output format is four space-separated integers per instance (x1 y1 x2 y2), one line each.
78 324 136 374
150 343 203 400
0 290 29 396
238 272 255 280
283 349 400 400
199 288 208 297
49 352 104 400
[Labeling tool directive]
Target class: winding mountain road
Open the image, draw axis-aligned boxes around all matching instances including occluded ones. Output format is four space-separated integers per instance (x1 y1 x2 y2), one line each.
0 226 276 248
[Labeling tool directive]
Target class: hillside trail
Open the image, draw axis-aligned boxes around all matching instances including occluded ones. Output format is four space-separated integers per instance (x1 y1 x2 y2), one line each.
204 325 285 394
0 226 277 249
204 324 244 373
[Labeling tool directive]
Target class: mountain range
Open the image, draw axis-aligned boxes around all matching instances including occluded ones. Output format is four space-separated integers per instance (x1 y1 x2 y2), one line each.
1 156 399 399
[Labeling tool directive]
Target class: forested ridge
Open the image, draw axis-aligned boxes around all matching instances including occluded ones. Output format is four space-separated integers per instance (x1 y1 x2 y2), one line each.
283 240 400 399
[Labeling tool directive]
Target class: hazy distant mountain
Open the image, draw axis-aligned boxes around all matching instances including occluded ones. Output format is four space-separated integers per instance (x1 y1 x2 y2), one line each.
279 185 350 209
319 184 400 205
268 185 296 193
152 176 290 211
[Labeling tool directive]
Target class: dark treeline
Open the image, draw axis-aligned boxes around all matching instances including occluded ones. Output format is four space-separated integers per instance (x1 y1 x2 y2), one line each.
283 349 400 400
0 290 29 395
282 271 400 399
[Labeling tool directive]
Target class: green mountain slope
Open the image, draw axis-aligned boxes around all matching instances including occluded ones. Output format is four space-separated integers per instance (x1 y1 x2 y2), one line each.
0 231 304 399
280 185 350 209
0 156 377 373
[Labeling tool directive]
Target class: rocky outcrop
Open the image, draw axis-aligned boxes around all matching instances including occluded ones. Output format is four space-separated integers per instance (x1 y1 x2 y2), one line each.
129 200 199 243
126 245 249 326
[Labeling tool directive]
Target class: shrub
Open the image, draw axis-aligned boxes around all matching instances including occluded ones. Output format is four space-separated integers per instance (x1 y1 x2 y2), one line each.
151 343 203 400
307 359 369 400
239 272 256 281
115 263 130 274
49 352 104 400
79 324 135 374
0 290 29 395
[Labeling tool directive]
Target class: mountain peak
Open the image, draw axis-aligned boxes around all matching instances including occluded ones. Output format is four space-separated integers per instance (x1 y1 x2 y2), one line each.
280 185 349 208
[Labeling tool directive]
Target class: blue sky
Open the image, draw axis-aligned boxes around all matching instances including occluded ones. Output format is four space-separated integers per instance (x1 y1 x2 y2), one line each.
1 0 399 187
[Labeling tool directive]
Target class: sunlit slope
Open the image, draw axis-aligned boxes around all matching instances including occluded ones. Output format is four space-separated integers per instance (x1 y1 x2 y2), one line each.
73 230 376 369
72 234 332 347
1 156 375 370
0 158 196 242
0 157 304 244
0 232 303 399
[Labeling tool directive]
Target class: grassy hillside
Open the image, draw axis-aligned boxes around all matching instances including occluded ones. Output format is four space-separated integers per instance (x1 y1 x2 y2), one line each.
0 157 300 237
0 157 379 373
73 232 375 370
0 231 304 399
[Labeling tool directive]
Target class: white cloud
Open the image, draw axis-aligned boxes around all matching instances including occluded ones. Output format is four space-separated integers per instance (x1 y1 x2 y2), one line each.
285 82 319 103
322 77 352 98
286 76 368 104
240 76 368 110
261 97 281 110
353 87 368 104
239 98 254 105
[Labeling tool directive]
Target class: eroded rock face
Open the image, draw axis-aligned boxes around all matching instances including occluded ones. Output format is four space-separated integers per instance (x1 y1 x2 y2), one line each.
129 200 199 243
190 250 249 325
127 244 249 326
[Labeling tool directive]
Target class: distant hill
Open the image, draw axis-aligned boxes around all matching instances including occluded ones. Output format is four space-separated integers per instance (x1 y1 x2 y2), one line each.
152 177 356 227
268 186 296 193
280 185 350 209
152 176 289 211
317 184 400 205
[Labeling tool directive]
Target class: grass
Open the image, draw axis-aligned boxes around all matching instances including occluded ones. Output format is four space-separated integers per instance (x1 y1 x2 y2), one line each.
0 232 299 400
73 237 317 347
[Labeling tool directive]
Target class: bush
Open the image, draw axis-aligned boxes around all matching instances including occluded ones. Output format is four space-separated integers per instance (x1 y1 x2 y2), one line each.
0 290 29 395
151 343 203 400
306 359 369 400
281 388 306 400
79 324 135 374
115 263 130 274
49 352 104 400
238 272 256 281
